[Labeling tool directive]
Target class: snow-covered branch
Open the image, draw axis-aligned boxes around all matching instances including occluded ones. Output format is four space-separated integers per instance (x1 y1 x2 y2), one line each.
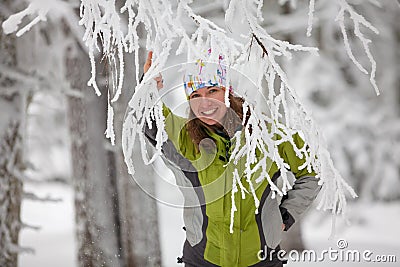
2 0 73 36
225 0 358 228
306 0 315 37
20 222 41 231
273 0 380 94
3 0 389 237
98 0 359 235
335 0 380 95
22 192 62 202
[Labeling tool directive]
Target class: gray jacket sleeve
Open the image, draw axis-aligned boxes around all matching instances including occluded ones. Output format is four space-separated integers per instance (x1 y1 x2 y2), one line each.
279 175 321 230
143 116 158 147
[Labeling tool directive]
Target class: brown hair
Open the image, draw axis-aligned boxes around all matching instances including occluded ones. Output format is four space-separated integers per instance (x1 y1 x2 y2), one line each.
186 93 249 151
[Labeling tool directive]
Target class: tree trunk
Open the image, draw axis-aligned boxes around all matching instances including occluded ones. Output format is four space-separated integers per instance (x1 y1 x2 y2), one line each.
0 7 23 266
113 48 162 267
0 121 23 267
65 43 122 267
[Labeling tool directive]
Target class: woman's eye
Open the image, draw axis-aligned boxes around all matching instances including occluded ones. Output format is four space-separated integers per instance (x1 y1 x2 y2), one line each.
190 94 200 98
209 89 217 93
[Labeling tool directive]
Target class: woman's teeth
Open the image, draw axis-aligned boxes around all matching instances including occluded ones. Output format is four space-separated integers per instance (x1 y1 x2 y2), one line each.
201 108 217 115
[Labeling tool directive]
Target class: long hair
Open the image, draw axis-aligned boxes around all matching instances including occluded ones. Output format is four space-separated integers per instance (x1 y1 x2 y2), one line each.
186 93 249 151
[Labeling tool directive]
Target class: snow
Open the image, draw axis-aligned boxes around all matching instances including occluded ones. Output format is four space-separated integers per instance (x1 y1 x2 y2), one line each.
3 0 383 236
304 202 400 248
293 202 400 266
2 0 397 266
19 179 400 267
156 200 186 267
1 0 72 37
19 183 77 267
306 0 315 37
156 174 400 267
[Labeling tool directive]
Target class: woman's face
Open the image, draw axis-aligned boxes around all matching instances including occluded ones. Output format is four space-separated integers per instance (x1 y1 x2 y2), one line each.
189 86 228 125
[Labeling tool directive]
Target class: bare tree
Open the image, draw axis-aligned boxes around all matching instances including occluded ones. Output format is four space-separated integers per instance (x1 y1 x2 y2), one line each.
0 2 29 265
65 37 123 266
112 47 162 267
65 22 161 266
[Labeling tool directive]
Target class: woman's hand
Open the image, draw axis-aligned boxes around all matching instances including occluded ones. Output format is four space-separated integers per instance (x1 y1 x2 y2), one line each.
143 51 163 90
282 224 285 231
144 51 153 74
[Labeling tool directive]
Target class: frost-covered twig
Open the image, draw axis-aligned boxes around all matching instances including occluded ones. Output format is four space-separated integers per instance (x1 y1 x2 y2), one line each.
22 192 62 202
2 2 48 36
275 0 380 94
306 0 315 37
79 0 126 98
335 0 380 95
230 0 317 194
227 0 357 231
21 222 41 231
2 0 72 37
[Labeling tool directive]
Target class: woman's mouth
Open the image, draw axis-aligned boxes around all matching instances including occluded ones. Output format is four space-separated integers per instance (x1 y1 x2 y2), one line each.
201 108 218 116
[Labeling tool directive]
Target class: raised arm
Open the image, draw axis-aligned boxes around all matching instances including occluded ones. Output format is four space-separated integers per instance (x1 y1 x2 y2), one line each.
141 51 189 154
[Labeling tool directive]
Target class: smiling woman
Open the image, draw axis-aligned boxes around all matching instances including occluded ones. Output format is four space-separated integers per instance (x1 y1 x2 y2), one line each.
186 87 247 152
189 86 228 126
142 50 321 267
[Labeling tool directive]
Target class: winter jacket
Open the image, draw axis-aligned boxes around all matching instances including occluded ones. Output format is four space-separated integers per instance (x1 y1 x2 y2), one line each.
144 104 321 267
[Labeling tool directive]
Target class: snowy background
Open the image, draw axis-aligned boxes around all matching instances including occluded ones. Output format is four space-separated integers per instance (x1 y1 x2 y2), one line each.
19 172 400 267
18 89 400 267
1 0 399 266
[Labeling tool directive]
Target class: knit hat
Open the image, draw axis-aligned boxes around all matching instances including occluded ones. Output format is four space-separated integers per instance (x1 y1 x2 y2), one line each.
183 49 232 97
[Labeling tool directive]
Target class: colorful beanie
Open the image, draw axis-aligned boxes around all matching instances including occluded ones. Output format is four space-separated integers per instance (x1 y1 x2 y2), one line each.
183 49 232 97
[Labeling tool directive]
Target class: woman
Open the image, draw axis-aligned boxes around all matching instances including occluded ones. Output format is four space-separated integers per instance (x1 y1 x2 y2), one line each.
142 51 321 267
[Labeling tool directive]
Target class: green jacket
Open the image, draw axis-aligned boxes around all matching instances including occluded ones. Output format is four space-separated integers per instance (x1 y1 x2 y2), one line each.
144 104 320 267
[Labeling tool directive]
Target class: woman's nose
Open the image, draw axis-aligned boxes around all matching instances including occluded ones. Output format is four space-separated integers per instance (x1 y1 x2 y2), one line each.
199 97 212 106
